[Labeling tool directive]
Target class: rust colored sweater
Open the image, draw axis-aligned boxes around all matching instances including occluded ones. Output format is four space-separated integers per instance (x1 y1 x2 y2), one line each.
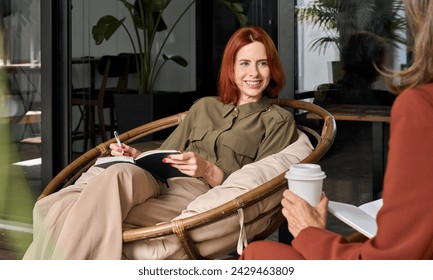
242 83 433 260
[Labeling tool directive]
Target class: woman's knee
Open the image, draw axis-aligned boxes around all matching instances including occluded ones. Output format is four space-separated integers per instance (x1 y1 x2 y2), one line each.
103 163 161 200
105 163 142 176
241 240 304 260
240 241 270 259
103 163 156 185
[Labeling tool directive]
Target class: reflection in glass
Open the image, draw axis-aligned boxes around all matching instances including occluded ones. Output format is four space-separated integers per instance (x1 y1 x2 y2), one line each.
296 0 407 92
0 0 41 258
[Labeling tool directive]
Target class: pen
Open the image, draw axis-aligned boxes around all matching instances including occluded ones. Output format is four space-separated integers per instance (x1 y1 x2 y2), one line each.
114 131 124 155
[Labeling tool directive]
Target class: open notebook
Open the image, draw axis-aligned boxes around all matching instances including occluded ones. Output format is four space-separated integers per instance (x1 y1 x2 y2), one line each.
94 150 189 182
328 199 383 238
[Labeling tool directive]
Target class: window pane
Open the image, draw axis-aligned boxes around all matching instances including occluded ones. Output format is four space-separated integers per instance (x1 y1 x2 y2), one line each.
296 0 407 92
0 0 41 257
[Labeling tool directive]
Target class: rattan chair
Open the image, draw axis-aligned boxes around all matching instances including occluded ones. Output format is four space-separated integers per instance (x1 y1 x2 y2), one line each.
38 99 336 259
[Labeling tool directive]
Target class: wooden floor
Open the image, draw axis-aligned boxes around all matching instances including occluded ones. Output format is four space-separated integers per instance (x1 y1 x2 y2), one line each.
0 122 377 259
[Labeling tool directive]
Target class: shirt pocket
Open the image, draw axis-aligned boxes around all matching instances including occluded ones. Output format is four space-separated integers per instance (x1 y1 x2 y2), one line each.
190 127 207 141
188 127 208 153
221 134 258 168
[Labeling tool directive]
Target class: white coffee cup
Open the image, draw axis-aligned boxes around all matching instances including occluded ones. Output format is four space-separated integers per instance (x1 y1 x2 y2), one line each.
285 163 326 206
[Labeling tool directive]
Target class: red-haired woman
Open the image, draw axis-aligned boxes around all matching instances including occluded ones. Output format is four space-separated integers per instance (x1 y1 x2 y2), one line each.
24 26 300 259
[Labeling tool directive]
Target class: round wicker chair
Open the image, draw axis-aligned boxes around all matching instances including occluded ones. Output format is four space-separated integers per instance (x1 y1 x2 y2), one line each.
38 99 336 259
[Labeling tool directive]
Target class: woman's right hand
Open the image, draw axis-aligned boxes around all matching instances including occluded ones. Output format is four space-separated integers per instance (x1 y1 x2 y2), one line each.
281 190 328 238
109 143 141 158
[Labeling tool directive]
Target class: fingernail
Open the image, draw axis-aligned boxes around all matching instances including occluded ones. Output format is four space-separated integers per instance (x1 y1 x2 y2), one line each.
162 158 166 163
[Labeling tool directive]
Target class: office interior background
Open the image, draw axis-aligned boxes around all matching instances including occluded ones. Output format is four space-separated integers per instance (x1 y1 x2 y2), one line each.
0 0 408 258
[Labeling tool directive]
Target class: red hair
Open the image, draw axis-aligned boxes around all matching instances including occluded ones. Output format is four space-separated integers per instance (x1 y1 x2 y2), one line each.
218 26 285 104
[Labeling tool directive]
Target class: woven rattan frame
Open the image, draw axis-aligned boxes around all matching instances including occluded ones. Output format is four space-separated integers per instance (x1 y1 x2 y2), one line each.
38 99 336 259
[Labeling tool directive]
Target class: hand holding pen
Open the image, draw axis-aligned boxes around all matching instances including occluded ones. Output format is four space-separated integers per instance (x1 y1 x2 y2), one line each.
109 131 142 158
114 131 124 155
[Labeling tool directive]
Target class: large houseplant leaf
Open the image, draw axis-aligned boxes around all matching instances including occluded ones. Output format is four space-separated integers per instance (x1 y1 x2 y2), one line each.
92 15 125 45
131 0 168 31
162 54 188 67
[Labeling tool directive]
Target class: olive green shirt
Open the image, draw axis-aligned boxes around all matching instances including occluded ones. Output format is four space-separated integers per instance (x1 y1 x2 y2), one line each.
160 96 298 181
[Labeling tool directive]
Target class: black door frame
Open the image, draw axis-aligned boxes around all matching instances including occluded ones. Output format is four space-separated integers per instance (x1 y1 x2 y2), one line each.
40 0 71 190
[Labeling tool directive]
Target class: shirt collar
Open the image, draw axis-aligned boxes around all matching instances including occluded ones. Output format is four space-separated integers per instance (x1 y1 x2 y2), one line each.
222 96 271 118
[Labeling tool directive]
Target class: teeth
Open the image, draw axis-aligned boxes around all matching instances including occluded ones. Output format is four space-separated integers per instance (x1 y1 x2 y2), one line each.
246 81 259 85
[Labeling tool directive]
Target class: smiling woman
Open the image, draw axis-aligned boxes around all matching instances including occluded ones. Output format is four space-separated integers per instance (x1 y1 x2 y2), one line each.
218 26 285 105
22 26 306 260
234 41 271 105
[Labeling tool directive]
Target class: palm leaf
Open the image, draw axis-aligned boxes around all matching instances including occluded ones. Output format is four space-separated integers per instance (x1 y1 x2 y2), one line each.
297 0 406 54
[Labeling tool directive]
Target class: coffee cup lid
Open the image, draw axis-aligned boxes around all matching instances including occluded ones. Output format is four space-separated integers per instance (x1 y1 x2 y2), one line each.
285 163 326 181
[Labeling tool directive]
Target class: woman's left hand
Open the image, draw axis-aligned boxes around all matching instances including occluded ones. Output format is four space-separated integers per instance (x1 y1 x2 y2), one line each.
281 189 328 238
163 151 224 187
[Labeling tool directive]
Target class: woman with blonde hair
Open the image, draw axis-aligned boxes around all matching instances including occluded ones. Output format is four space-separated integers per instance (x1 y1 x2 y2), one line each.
240 0 433 260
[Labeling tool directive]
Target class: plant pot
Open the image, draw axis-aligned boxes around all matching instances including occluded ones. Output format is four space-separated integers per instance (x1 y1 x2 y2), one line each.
114 91 200 142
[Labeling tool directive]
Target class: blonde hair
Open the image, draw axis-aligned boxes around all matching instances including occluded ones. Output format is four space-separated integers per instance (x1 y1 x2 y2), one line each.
383 0 433 93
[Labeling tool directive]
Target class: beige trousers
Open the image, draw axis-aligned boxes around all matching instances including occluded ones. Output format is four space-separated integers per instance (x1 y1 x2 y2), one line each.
23 163 209 259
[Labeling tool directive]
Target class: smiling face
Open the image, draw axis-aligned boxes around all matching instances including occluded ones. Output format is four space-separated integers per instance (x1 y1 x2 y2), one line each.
234 41 271 106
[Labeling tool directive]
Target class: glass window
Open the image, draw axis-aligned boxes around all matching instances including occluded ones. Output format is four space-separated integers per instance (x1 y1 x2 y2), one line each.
0 0 41 254
296 0 407 93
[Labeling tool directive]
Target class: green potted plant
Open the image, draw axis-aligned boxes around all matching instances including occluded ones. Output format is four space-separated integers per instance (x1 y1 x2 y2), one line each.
296 0 406 86
92 0 247 95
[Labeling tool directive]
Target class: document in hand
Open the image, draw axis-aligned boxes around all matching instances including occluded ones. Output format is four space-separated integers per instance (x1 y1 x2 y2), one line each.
94 150 188 182
328 199 383 238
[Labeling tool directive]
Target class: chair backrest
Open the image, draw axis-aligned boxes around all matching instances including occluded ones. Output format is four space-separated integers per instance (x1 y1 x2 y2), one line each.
118 53 138 74
97 55 131 94
37 99 336 259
